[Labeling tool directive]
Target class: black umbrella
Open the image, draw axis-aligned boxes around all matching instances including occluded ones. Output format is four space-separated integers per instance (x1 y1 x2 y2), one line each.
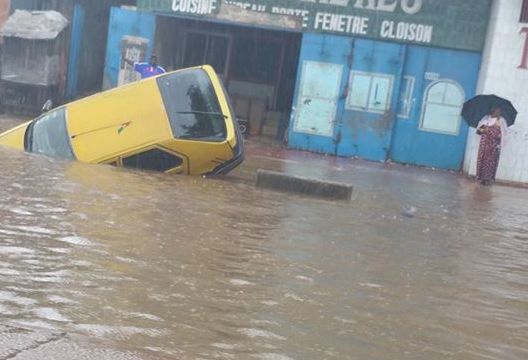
461 94 517 127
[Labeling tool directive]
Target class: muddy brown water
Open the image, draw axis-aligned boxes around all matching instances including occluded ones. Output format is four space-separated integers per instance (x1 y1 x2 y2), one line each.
0 142 526 359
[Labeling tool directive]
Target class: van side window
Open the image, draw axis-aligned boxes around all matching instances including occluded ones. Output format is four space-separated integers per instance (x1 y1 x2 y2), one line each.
25 108 75 160
122 149 183 172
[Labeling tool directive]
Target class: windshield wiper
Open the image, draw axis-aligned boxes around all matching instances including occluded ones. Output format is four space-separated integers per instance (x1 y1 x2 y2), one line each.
176 111 228 119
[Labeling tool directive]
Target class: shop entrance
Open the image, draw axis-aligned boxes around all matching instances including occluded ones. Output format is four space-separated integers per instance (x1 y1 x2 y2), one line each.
154 16 302 141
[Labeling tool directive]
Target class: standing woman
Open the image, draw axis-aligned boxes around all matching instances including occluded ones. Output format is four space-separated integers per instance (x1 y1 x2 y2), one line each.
476 107 508 185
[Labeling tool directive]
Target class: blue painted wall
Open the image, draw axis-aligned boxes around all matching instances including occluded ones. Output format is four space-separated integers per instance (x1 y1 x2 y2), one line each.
390 47 481 170
103 7 156 89
288 32 482 170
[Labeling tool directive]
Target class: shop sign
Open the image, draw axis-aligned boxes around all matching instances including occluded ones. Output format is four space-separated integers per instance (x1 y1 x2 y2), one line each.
139 0 220 15
424 72 440 81
137 0 492 51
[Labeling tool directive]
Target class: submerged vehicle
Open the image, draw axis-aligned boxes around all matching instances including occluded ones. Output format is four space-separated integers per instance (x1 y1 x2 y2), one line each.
0 65 244 176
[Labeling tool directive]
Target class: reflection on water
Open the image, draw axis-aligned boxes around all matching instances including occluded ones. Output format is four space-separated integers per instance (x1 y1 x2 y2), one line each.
0 147 527 359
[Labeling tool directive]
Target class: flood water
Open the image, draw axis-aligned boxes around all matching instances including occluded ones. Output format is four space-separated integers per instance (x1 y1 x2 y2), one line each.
0 144 527 359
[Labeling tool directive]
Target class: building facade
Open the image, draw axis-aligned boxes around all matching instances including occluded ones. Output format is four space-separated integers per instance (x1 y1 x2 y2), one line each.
464 0 528 184
285 1 490 170
104 1 303 140
104 0 493 170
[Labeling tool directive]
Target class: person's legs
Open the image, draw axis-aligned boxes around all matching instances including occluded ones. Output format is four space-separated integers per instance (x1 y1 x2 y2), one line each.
476 137 487 181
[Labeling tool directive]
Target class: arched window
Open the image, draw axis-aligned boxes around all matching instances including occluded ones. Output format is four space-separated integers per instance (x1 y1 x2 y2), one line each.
420 80 465 135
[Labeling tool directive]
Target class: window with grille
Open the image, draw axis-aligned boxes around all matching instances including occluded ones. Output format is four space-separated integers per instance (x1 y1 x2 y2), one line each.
419 80 465 135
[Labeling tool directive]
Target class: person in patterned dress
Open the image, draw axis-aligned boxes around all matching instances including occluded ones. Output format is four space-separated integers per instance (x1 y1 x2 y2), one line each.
476 107 508 186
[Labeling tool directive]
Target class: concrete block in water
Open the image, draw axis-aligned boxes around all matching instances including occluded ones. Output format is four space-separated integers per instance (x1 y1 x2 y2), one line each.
256 170 353 200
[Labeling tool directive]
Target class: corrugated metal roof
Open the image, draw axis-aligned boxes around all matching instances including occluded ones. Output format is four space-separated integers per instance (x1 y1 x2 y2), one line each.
1 10 69 40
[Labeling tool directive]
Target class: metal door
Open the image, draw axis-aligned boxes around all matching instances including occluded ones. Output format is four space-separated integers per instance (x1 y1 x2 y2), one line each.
288 33 350 155
390 46 481 170
336 39 405 161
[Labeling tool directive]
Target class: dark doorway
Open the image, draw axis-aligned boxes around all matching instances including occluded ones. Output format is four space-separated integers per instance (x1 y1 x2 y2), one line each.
71 0 135 98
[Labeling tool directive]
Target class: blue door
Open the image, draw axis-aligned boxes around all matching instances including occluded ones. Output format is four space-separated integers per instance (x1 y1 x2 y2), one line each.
102 7 156 89
390 47 481 170
288 33 351 155
337 39 405 161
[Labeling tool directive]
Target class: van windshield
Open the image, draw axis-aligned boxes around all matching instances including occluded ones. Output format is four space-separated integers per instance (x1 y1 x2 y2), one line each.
157 69 227 142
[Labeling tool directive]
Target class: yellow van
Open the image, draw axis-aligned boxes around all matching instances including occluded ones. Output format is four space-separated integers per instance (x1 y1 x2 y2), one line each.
0 65 244 176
